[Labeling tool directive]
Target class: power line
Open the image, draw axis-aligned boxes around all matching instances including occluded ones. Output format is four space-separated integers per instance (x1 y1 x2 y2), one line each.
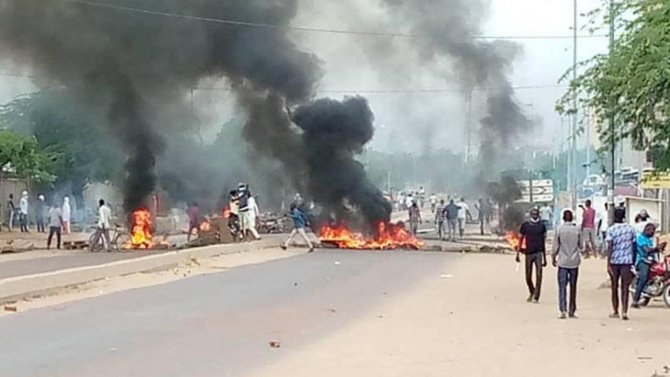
62 0 608 41
0 70 567 92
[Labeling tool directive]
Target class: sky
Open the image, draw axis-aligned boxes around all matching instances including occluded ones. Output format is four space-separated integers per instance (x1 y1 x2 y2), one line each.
0 0 609 156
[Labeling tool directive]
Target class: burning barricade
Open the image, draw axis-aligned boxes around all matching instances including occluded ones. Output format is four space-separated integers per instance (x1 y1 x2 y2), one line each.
122 208 170 250
319 221 424 250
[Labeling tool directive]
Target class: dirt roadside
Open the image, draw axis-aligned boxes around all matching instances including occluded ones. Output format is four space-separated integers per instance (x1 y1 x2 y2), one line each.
245 253 670 377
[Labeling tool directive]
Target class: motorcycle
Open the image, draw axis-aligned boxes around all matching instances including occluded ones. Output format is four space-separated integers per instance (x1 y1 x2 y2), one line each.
630 253 670 308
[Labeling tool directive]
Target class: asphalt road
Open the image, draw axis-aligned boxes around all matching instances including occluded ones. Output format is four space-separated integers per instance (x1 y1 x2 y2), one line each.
0 249 455 377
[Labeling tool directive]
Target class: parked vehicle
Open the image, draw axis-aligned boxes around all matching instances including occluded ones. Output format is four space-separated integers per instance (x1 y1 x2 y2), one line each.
631 253 670 308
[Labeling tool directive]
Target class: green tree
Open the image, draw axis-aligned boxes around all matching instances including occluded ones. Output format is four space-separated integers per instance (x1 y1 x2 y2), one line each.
558 0 670 168
0 129 55 184
0 89 122 196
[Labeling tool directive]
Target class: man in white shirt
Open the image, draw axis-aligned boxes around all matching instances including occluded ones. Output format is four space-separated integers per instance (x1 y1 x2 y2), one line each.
91 199 112 251
457 197 471 239
19 191 29 233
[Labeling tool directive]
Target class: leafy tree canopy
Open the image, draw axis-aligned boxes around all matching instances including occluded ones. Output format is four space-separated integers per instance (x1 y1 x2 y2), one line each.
558 0 670 168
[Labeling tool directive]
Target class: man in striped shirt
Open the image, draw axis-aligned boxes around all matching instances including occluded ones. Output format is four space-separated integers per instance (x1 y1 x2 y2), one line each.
435 199 446 240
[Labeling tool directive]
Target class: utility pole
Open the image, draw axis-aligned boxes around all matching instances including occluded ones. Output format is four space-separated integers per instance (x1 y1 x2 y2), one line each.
608 0 616 224
571 0 578 210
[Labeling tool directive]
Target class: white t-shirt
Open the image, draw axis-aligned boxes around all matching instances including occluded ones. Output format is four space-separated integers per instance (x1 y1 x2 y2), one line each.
98 205 111 229
457 202 469 219
429 195 437 204
405 196 414 207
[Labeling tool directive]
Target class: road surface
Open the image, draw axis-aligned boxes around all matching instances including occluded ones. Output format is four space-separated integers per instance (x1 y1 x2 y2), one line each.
1 249 669 377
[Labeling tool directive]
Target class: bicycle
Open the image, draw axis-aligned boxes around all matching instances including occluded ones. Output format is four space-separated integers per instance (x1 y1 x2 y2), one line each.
89 223 131 252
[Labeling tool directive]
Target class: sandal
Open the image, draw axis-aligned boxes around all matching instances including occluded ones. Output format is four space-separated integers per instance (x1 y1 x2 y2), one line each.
608 313 619 319
622 314 629 321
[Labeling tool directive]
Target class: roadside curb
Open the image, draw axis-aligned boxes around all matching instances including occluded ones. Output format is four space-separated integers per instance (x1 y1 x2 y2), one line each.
0 237 282 303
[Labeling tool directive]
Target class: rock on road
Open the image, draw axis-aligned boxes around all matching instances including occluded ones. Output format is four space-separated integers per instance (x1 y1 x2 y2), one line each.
0 249 668 377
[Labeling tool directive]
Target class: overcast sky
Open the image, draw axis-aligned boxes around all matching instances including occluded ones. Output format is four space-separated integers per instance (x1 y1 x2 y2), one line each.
0 0 609 155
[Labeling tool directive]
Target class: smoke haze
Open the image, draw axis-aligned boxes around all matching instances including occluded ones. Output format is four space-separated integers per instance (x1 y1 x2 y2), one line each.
0 0 319 212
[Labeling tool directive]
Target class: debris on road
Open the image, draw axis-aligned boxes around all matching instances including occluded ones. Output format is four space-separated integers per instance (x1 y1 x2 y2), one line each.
440 274 453 279
4 305 17 312
269 340 281 348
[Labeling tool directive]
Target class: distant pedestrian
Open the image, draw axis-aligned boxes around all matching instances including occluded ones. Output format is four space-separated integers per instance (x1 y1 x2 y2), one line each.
429 193 438 213
540 203 553 230
552 209 581 319
444 199 460 242
518 208 548 303
435 199 446 240
456 197 470 239
476 198 492 235
581 199 598 257
187 202 200 242
61 196 71 235
47 202 63 250
408 202 422 235
606 207 636 320
6 193 15 231
19 191 29 233
90 199 112 252
281 203 314 252
36 194 46 233
239 189 261 241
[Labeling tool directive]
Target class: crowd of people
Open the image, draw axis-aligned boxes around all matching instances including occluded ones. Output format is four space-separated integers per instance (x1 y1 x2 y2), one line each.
517 205 664 320
2 192 73 238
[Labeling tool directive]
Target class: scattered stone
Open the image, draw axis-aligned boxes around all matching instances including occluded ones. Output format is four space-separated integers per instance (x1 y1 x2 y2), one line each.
269 340 281 348
4 305 17 312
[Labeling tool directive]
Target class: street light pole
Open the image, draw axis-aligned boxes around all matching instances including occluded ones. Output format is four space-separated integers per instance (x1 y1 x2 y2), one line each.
571 0 578 210
608 0 616 223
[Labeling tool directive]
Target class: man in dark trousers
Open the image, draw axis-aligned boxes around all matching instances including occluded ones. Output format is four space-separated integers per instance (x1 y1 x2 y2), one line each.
517 208 548 303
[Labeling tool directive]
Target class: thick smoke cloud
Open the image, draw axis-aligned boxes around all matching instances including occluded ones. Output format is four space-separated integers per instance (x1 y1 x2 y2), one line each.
293 96 392 228
380 0 530 171
0 0 319 212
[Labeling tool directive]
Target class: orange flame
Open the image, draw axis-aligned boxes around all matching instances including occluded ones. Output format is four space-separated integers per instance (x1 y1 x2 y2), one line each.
124 208 153 249
504 231 526 250
320 222 424 250
190 219 212 236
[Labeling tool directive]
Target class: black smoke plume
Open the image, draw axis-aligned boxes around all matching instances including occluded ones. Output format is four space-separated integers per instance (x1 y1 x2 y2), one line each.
486 172 523 232
380 0 530 171
0 0 319 212
293 96 392 229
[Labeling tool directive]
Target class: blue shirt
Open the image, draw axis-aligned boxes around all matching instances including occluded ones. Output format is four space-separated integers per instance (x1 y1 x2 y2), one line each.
636 233 654 265
606 223 637 265
290 208 308 228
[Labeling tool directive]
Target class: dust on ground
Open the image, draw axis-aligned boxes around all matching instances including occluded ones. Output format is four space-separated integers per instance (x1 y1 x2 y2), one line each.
245 253 670 377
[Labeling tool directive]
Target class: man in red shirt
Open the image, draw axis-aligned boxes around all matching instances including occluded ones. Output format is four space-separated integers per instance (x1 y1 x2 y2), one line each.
581 199 598 258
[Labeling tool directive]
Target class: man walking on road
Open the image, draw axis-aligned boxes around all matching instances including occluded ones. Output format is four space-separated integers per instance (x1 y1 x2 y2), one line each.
606 207 636 320
456 197 470 239
581 199 598 257
444 199 460 242
552 209 581 319
434 199 446 240
408 202 422 235
518 208 547 303
36 194 46 233
91 199 112 251
6 193 15 231
47 202 63 250
281 203 314 252
19 191 29 232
